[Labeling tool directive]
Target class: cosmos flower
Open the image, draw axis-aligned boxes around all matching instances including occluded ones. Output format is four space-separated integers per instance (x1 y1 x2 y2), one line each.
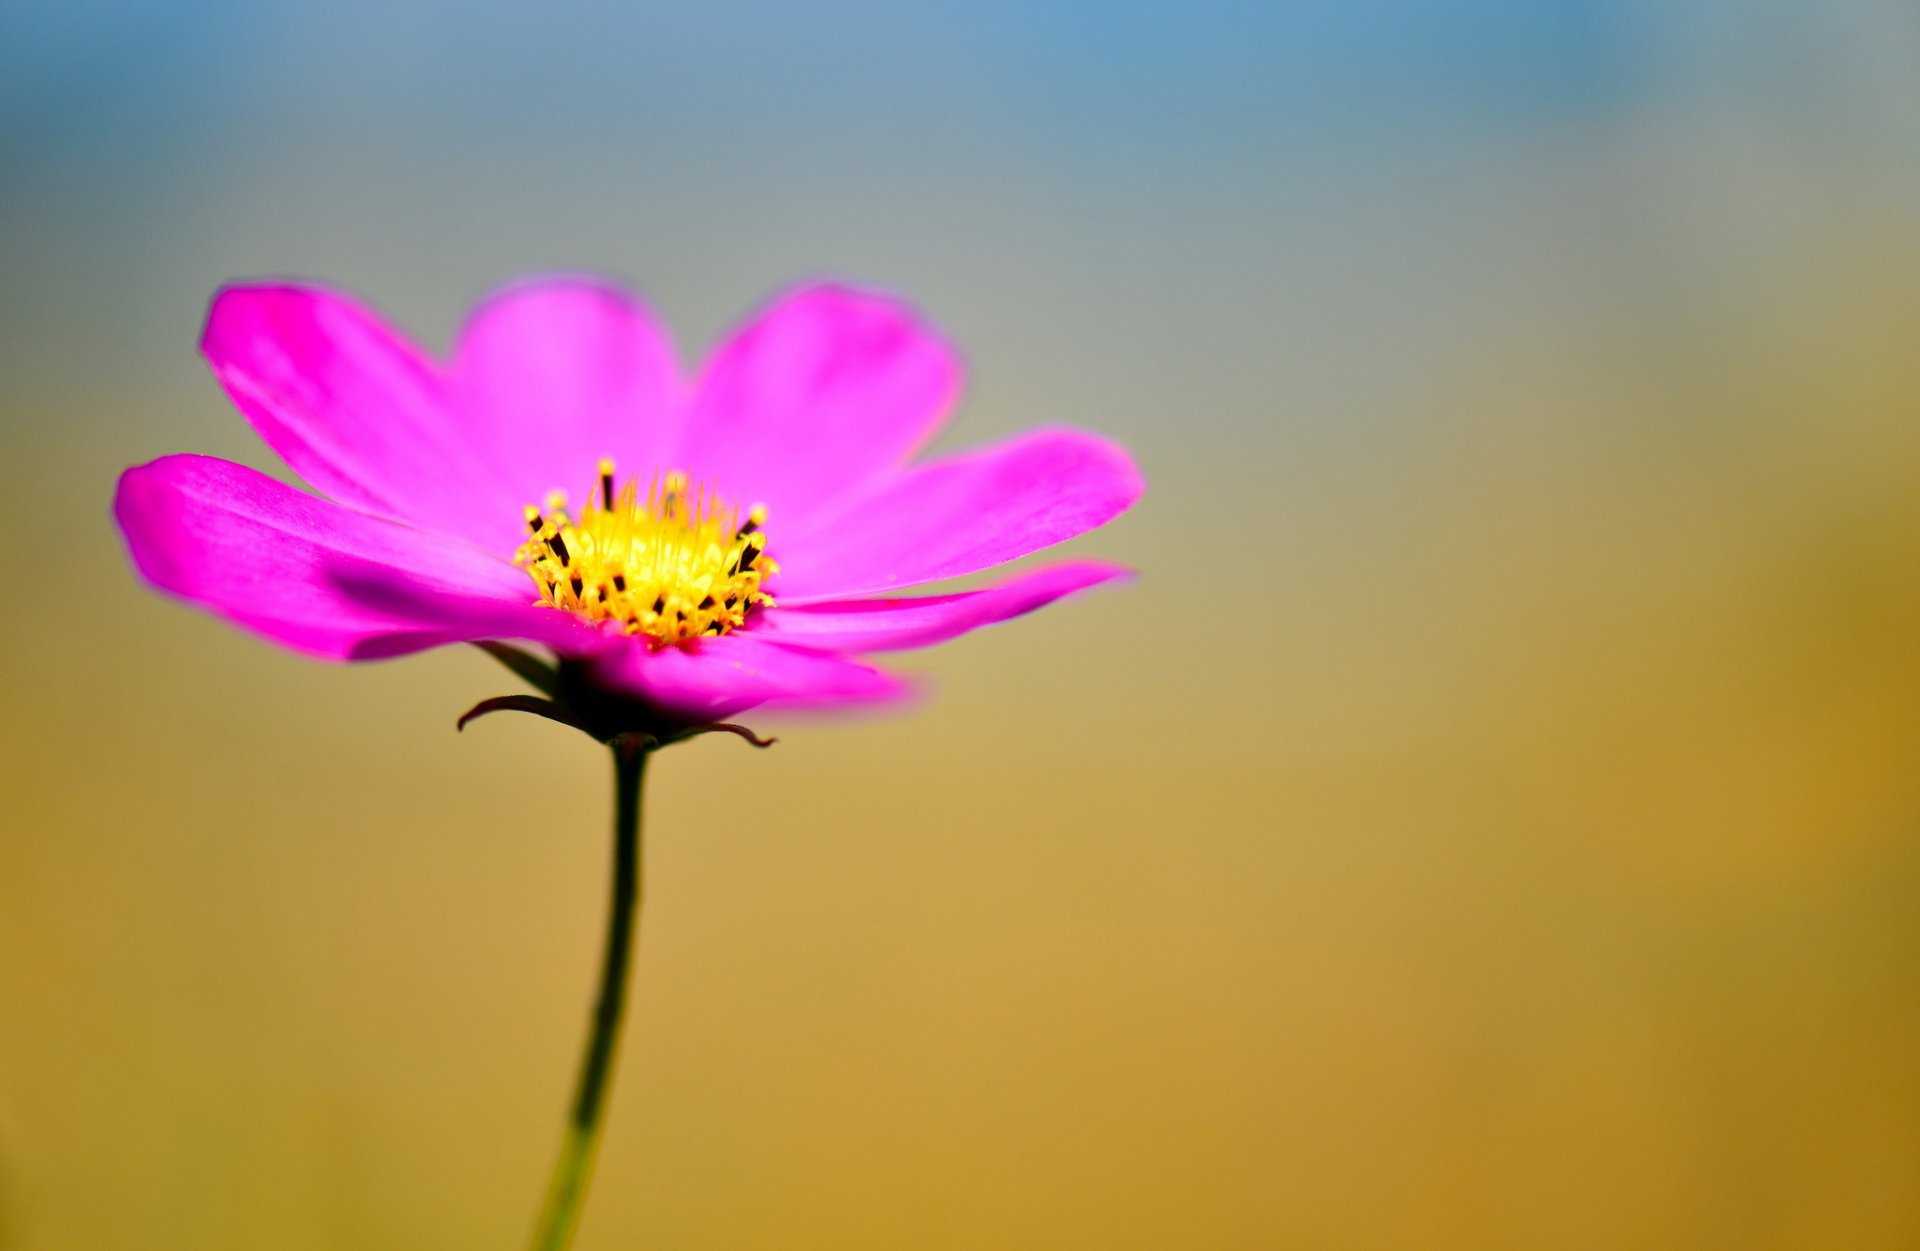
114 277 1143 724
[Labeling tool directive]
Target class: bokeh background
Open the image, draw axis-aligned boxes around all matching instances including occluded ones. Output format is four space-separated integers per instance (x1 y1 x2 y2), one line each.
5 2 1920 1247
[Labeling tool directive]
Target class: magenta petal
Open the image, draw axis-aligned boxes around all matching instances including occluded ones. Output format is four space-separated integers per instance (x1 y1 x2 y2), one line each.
115 455 603 661
201 283 523 550
587 632 914 721
452 277 685 509
770 428 1144 602
678 283 961 525
757 560 1132 653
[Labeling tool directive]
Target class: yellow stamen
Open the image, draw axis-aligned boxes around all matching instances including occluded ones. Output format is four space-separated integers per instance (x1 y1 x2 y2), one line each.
514 461 777 645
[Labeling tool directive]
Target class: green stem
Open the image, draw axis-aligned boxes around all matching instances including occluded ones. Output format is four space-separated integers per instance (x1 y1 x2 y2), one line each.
529 743 648 1251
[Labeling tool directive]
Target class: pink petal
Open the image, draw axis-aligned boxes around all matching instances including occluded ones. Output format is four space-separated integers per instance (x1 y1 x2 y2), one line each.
587 631 914 721
201 283 524 551
115 455 604 661
452 277 685 511
769 428 1144 602
678 283 961 526
756 560 1132 653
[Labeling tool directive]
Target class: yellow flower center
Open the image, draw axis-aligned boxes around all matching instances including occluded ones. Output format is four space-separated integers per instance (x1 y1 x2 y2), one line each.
515 460 777 645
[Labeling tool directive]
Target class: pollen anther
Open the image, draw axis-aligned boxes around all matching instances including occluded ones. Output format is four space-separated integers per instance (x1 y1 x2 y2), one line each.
514 464 778 645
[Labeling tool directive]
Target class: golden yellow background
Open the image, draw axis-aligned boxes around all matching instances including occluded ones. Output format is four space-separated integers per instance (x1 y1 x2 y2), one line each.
4 4 1920 1247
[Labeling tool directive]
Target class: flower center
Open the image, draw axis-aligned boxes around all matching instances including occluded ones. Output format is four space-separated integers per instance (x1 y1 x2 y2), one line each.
515 461 776 645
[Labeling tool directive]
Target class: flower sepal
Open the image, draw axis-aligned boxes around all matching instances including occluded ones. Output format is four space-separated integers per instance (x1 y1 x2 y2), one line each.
457 645 776 752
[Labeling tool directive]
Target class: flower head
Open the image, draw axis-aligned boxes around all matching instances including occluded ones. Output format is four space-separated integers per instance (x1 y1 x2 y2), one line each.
115 277 1143 724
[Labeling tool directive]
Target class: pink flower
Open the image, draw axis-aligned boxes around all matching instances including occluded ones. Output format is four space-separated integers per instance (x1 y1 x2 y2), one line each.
115 278 1142 723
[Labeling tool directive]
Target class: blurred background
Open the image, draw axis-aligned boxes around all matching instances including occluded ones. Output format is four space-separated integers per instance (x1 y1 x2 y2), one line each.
5 1 1920 1246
